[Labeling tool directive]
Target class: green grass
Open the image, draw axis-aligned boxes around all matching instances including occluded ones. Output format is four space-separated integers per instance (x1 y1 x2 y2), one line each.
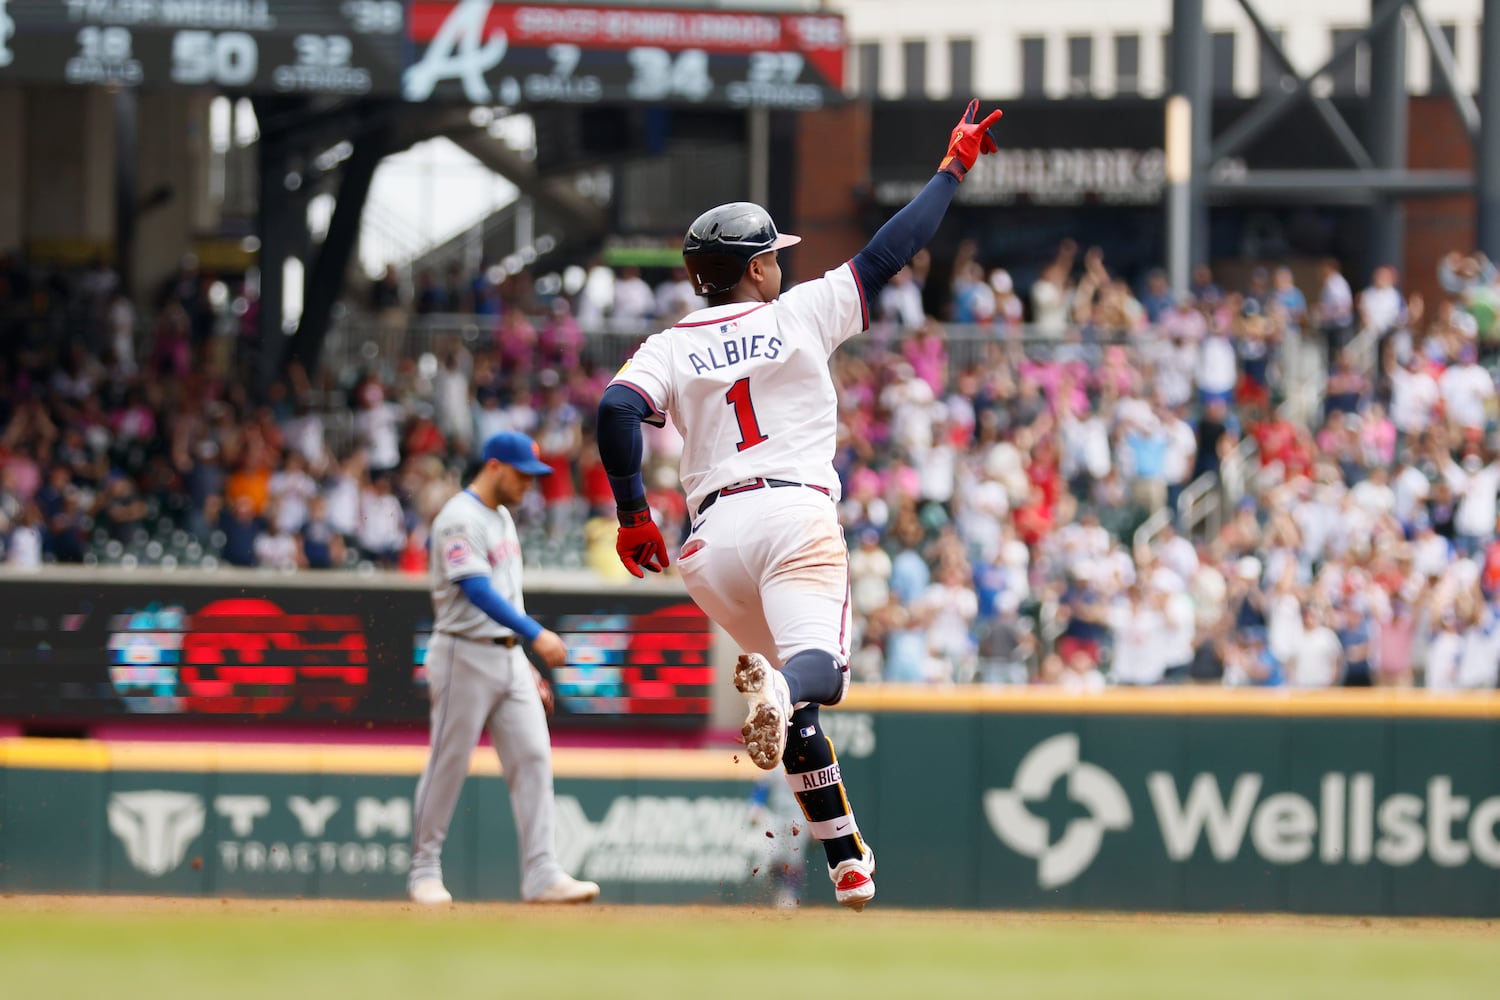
2 901 1497 1000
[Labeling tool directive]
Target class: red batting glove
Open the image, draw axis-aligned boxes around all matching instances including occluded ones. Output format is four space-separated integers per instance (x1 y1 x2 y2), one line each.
938 99 1004 181
616 506 670 578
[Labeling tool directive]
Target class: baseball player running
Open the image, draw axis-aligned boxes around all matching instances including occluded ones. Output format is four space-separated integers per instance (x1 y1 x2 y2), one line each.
596 101 1004 910
408 431 601 905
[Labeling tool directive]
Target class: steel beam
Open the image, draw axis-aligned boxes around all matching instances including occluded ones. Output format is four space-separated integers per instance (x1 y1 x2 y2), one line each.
1481 0 1500 258
1407 0 1480 142
1170 0 1209 274
285 109 393 375
254 130 289 397
113 89 138 304
1233 0 1374 169
1367 0 1407 270
1211 0 1404 162
1209 169 1472 197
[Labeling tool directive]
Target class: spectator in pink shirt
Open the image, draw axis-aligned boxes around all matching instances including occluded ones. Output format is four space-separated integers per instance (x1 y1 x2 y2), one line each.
902 320 949 397
1360 403 1397 466
539 297 584 370
1095 345 1140 398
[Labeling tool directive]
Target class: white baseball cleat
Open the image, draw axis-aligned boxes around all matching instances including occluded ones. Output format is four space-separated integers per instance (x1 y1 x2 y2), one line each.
734 653 791 770
408 878 453 905
528 874 601 904
829 848 875 912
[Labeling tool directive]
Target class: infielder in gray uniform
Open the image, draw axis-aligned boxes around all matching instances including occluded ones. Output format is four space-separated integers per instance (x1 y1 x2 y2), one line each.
408 431 600 905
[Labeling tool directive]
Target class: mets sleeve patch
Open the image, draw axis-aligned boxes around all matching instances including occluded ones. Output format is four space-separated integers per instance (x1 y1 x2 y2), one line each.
445 538 473 566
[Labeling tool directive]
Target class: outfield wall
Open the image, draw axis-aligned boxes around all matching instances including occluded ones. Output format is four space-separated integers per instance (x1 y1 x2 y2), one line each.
4 690 1499 915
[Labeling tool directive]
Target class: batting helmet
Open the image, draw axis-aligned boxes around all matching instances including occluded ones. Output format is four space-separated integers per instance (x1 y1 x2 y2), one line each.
681 202 801 296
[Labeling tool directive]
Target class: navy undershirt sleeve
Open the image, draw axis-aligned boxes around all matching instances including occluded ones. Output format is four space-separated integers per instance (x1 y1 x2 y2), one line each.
457 576 544 642
850 171 960 300
597 382 652 509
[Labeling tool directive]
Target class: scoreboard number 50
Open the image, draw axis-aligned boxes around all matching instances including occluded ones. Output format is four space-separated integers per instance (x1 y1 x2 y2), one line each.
172 30 258 87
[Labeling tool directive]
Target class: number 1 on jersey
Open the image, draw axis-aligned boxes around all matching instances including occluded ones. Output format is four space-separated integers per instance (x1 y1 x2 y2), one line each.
725 377 768 452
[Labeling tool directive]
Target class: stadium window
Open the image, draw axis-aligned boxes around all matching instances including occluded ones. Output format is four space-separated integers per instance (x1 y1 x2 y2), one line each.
1115 34 1140 94
904 39 927 99
950 38 974 96
1068 35 1093 96
1428 23 1458 96
1021 36 1046 96
1329 28 1367 96
1257 28 1286 93
1212 31 1235 94
857 41 881 97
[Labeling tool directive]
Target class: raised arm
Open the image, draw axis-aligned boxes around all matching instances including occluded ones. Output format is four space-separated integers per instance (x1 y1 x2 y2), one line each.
849 100 1003 300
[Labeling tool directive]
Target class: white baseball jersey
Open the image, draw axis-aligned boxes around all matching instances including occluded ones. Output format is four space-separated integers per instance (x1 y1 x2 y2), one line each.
610 263 868 512
429 489 526 640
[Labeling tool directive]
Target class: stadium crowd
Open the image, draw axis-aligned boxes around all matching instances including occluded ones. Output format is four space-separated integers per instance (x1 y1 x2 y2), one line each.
3 239 1500 691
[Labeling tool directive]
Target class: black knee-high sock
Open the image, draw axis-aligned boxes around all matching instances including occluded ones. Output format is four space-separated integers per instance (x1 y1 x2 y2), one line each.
782 705 865 867
780 649 848 706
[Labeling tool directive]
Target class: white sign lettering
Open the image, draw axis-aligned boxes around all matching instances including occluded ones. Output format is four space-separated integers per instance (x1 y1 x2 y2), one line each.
273 32 371 94
355 796 411 838
108 791 413 880
215 794 271 836
66 24 143 84
987 735 1500 889
876 150 1248 207
287 795 340 838
170 29 258 86
63 0 276 30
554 795 768 883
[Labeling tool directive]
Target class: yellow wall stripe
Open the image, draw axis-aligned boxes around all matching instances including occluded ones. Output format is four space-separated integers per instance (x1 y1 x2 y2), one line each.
0 739 757 780
4 692 1496 776
839 686 1500 718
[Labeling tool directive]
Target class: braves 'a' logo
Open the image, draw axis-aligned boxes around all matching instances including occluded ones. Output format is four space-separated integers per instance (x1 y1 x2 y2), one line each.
402 0 507 103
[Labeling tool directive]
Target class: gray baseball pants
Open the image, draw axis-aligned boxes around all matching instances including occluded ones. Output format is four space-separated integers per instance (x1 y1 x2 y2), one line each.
409 632 564 900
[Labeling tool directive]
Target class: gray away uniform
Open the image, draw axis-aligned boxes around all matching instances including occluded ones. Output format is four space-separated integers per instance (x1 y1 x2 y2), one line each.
409 490 565 899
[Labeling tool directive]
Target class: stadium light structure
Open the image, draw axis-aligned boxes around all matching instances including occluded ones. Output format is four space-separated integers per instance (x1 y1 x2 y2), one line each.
1164 96 1192 298
1169 0 1500 273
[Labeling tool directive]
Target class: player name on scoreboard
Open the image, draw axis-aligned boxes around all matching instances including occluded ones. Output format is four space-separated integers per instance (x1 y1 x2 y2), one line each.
58 1 279 29
0 0 845 107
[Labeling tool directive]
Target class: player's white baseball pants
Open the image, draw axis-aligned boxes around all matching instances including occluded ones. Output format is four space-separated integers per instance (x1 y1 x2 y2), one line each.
410 633 565 900
677 485 852 674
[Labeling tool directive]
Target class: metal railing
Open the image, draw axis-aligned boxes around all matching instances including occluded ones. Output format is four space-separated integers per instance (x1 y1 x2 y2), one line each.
1135 433 1262 551
320 312 1142 381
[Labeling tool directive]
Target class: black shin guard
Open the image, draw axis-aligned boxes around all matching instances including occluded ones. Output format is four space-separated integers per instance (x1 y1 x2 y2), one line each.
783 705 865 866
780 649 848 706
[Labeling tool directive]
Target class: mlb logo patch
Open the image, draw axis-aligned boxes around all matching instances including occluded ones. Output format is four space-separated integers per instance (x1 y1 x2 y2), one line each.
719 321 739 335
445 539 472 566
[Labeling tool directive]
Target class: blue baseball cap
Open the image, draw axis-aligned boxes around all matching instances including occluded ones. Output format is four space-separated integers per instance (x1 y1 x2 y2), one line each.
482 431 553 476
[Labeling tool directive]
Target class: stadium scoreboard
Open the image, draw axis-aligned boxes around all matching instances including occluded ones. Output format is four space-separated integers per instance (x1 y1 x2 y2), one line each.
0 1 845 108
0 1 407 96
